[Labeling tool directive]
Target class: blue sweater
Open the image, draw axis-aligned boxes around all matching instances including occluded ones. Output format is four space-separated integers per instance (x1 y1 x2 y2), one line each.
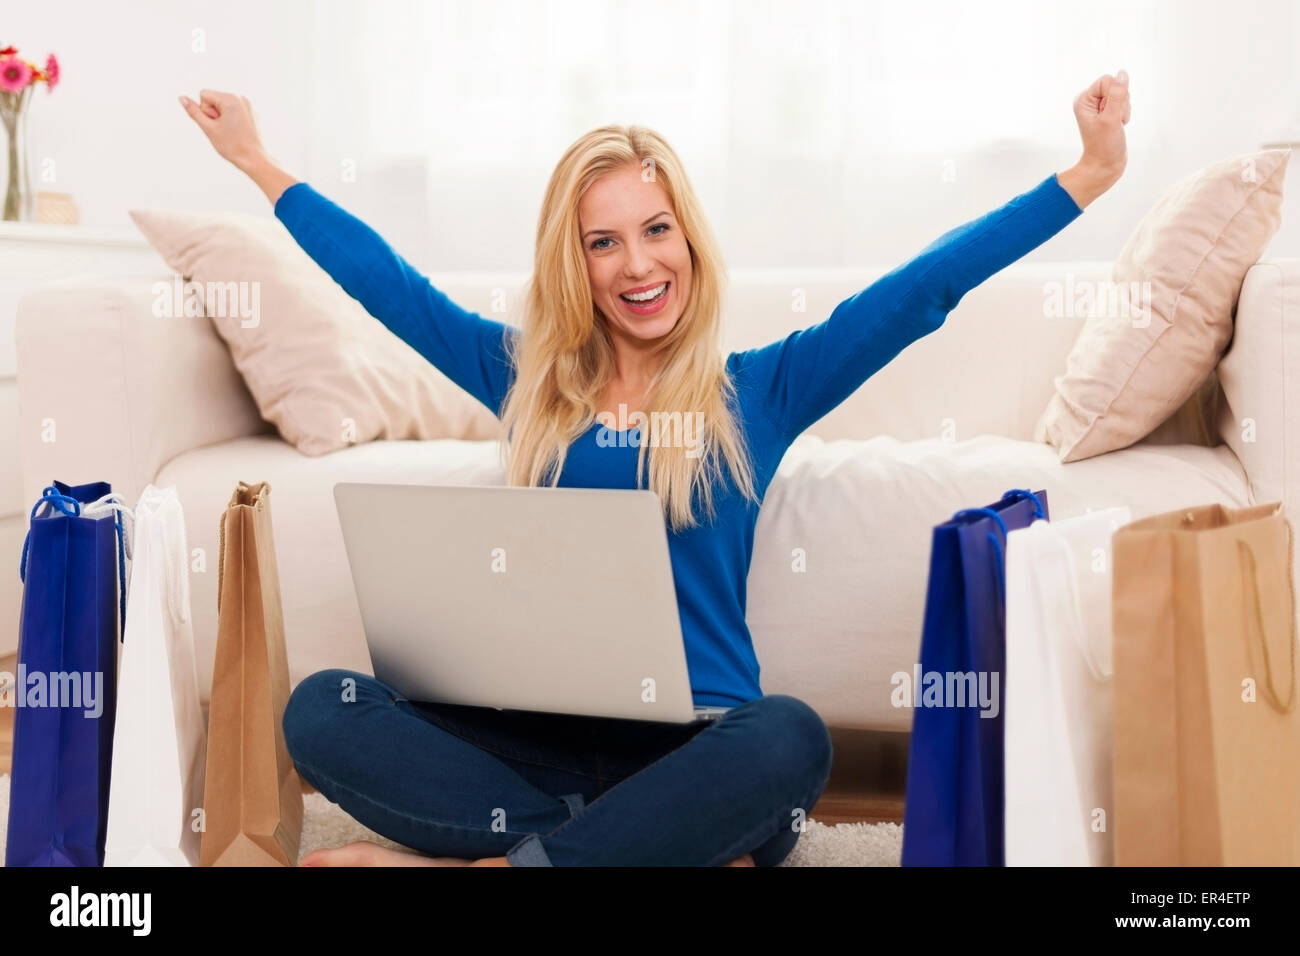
274 173 1083 707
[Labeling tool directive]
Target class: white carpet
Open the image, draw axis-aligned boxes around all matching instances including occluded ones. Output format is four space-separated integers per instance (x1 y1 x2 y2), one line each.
0 774 902 866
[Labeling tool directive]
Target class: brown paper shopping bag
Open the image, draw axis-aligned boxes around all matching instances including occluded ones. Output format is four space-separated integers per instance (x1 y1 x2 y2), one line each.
1112 500 1299 866
200 480 304 866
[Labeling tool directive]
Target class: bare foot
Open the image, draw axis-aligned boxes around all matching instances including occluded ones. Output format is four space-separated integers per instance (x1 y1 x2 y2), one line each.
724 853 756 867
299 840 474 867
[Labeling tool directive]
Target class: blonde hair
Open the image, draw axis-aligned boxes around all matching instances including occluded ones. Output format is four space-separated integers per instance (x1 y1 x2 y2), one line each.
497 124 758 531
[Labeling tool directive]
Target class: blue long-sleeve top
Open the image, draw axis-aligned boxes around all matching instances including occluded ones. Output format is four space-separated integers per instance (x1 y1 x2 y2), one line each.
275 173 1083 706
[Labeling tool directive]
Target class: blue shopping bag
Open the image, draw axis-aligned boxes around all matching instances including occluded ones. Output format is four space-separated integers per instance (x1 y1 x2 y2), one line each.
900 487 1048 867
5 480 130 867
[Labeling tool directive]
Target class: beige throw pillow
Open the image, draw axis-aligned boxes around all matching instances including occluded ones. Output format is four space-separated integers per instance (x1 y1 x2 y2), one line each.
1035 148 1290 462
129 207 501 456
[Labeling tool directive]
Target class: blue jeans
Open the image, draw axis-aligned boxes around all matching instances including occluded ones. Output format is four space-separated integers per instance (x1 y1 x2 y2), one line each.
282 669 834 866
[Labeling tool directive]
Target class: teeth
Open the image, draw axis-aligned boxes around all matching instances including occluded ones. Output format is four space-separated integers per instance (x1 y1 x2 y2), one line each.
621 282 667 302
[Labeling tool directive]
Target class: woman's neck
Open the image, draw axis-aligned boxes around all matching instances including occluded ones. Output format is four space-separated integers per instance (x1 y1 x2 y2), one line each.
606 335 662 399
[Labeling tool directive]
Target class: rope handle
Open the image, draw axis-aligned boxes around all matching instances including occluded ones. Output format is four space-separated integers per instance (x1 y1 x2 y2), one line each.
217 490 229 616
166 492 192 625
1046 530 1111 679
952 490 1044 625
18 486 134 639
1235 518 1297 714
1001 488 1046 521
136 485 192 626
19 486 82 581
81 492 135 642
953 506 1010 616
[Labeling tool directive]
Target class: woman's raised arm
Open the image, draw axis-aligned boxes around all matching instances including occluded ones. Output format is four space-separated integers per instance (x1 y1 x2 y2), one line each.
731 71 1131 447
178 90 515 417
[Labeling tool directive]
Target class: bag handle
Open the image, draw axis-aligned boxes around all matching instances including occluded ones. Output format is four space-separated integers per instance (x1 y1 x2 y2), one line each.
952 491 1046 626
1001 488 1046 521
217 480 261 616
137 485 192 626
1235 517 1297 715
81 492 135 642
1045 531 1111 679
18 486 134 642
165 493 192 625
10 487 85 698
217 495 228 616
19 486 81 581
953 507 1010 621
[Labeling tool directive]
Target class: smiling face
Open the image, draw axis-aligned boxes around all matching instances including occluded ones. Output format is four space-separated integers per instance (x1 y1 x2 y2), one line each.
579 163 693 347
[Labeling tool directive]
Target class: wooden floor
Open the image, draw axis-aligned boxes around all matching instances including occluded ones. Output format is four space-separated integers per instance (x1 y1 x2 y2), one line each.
0 654 11 778
0 649 905 825
814 726 907 825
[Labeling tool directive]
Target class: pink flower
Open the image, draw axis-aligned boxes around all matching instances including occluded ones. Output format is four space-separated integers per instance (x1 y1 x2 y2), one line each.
0 55 32 93
44 53 58 91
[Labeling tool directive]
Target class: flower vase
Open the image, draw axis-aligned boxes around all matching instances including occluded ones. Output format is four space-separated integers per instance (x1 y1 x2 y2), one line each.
3 106 32 222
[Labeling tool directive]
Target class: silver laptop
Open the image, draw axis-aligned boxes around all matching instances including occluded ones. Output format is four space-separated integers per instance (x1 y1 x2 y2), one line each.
332 482 732 724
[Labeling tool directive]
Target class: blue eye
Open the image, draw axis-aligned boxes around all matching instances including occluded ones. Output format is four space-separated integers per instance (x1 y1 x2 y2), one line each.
589 222 670 251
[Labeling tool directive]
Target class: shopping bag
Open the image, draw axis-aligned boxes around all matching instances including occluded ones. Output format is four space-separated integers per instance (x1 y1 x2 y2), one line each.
1112 500 1300 865
1004 506 1130 866
104 484 207 866
901 487 1048 867
199 480 303 866
5 481 132 867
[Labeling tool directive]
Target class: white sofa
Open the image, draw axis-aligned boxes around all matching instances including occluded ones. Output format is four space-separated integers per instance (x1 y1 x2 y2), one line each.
15 258 1296 731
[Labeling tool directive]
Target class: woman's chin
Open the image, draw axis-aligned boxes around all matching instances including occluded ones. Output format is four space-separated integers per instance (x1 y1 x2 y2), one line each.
619 310 679 341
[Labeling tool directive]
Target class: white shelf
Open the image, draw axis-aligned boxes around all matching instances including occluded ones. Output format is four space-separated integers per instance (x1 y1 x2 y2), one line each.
0 219 148 247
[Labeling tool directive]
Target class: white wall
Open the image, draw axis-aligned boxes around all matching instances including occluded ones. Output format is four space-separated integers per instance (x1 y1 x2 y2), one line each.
3 0 311 227
3 0 1298 269
1 0 1297 656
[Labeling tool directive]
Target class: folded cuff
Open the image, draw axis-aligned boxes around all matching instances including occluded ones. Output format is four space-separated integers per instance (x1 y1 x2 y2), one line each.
505 792 585 867
506 832 552 866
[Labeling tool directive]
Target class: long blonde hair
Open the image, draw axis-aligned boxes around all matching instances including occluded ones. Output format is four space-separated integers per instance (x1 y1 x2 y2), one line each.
497 125 758 531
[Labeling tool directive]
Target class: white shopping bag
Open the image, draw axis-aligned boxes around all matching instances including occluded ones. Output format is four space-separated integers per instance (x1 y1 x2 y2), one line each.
104 484 207 866
1004 505 1131 866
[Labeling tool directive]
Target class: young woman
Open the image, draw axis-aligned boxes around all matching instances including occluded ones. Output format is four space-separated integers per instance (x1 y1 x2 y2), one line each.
179 70 1129 867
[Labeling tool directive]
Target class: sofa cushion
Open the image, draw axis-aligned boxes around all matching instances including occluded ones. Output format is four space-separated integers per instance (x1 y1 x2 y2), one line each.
155 435 506 709
746 433 1251 728
1034 148 1290 462
155 431 1251 731
128 207 501 456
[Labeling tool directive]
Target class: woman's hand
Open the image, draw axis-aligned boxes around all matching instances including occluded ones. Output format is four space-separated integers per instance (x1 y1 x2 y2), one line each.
1056 69 1131 209
179 90 267 171
179 89 299 205
1075 70 1130 180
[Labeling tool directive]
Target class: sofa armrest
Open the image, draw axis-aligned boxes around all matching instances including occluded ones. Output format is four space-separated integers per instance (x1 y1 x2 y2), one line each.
1216 257 1300 511
15 275 273 511
1216 257 1300 634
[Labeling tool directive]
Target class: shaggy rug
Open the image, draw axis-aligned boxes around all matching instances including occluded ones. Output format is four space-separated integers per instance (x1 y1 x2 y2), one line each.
0 774 902 866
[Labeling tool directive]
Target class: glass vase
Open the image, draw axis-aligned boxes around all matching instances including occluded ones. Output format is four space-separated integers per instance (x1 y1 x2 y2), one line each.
3 106 33 222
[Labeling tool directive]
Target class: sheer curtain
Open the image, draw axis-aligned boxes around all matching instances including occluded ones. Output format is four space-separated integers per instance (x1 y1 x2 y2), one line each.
300 0 1171 272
